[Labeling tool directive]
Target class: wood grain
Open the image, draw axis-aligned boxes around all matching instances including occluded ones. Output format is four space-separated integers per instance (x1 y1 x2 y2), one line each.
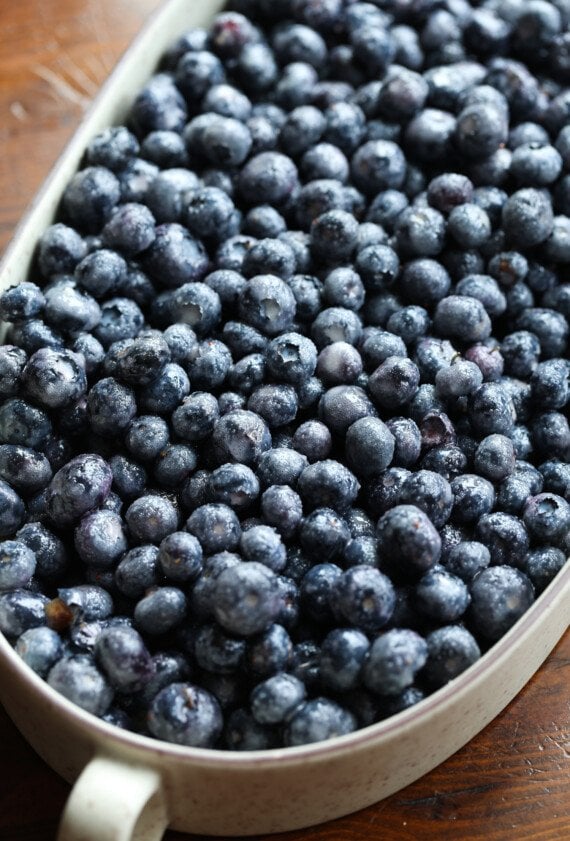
0 2 569 840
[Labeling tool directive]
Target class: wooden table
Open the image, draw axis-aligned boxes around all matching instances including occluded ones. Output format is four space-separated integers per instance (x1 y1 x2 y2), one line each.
0 2 569 839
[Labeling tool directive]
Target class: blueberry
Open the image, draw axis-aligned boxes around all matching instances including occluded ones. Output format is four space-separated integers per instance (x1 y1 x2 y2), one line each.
117 157 159 204
102 203 156 255
234 38 278 91
301 143 349 183
330 565 395 632
15 626 64 677
351 140 406 195
16 522 67 581
203 83 252 121
426 173 473 214
433 296 492 344
140 130 188 167
156 532 202 584
272 21 326 66
0 282 45 323
43 279 101 336
250 672 306 726
261 485 303 538
189 340 232 390
186 504 241 554
46 454 112 525
93 298 144 348
222 320 268 358
224 708 277 751
190 613 244 676
311 307 363 351
474 434 516 482
239 152 298 207
469 566 534 642
377 504 441 574
61 167 121 234
400 470 453 529
404 108 456 164
467 383 516 436
435 360 483 399
183 187 240 244
422 626 480 688
125 415 169 462
47 655 113 715
238 274 298 337
213 561 281 637
209 11 259 57
444 541 491 583
297 459 359 513
0 539 36 590
298 508 349 564
248 384 298 428
400 259 450 307
0 445 52 496
0 347 27 399
502 188 554 248
369 356 420 411
9 319 64 355
208 463 260 511
264 333 317 388
455 102 508 160
450 474 495 524
448 204 491 249
125 494 178 544
297 376 325 411
362 629 427 697
310 210 358 264
290 421 330 463
87 377 136 437
414 566 470 623
474 511 530 567
523 547 567 594
188 552 240 623
531 359 569 410
143 224 209 289
74 510 127 568
278 105 325 157
212 410 271 466
38 223 87 278
256 448 307 489
501 331 541 379
344 417 395 479
148 682 222 747
395 205 446 257
360 329 406 373
284 698 356 746
458 276 507 320
319 629 369 693
134 586 187 636
75 249 126 298
511 142 563 187
515 308 568 359
522 493 570 546
242 208 285 243
540 460 570 499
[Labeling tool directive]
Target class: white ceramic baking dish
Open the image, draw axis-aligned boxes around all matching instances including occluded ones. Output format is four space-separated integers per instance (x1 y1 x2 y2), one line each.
0 1 569 838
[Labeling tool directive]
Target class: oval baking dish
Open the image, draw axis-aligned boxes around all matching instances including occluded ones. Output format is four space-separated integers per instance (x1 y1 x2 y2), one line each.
0 1 569 839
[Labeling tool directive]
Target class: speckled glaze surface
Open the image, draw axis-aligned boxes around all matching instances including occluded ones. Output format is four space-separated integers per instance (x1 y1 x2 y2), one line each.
0 1 569 838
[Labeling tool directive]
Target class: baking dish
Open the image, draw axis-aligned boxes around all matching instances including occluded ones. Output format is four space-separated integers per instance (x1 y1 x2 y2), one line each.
0 1 569 838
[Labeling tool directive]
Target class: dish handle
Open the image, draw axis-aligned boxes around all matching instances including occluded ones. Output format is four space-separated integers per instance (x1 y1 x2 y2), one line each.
57 755 169 841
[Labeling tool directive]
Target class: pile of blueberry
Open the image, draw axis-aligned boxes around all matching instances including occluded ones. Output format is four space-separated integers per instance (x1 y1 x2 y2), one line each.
0 0 569 751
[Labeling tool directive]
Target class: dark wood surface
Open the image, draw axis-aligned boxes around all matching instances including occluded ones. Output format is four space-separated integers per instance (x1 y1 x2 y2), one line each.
0 2 569 839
